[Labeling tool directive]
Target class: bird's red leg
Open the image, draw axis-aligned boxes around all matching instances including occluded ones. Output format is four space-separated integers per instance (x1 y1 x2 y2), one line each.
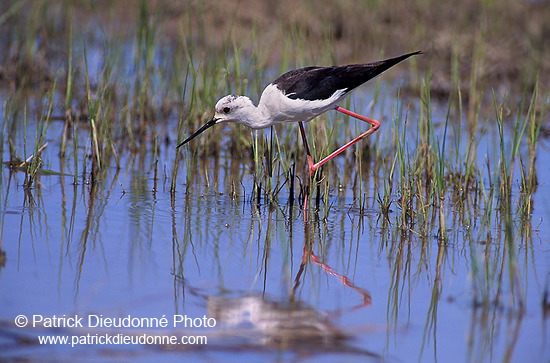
298 121 315 173
298 121 314 220
309 106 381 174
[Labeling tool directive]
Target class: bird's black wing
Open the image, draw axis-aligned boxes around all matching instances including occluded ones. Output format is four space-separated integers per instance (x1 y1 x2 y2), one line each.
272 51 421 101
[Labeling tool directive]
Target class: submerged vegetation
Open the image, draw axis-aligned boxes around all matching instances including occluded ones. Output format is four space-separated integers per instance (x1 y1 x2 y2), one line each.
0 0 549 360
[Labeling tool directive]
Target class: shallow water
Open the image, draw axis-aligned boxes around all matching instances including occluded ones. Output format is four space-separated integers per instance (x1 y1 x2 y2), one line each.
1 85 549 362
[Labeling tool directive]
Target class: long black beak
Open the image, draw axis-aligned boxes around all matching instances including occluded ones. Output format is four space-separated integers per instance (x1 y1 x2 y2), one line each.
176 117 219 149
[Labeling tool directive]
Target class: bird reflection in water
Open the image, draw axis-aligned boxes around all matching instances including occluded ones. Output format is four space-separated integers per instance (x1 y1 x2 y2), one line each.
207 236 373 354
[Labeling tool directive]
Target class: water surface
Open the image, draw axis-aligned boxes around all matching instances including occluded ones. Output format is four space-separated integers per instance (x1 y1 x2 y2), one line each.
1 83 548 362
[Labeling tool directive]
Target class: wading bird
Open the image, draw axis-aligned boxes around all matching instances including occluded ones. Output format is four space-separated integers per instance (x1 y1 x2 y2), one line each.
177 51 421 177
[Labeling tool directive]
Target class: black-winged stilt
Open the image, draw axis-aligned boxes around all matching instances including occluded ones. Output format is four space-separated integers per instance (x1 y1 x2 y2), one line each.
177 51 421 176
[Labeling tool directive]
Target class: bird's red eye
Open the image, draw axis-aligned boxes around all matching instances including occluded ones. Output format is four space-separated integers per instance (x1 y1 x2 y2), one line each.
223 107 231 113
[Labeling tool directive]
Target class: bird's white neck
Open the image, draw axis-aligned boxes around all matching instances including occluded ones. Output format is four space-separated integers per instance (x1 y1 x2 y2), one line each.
232 100 273 130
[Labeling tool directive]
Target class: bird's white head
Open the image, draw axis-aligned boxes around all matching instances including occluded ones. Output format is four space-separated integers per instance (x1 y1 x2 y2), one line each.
213 95 256 126
176 94 260 148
